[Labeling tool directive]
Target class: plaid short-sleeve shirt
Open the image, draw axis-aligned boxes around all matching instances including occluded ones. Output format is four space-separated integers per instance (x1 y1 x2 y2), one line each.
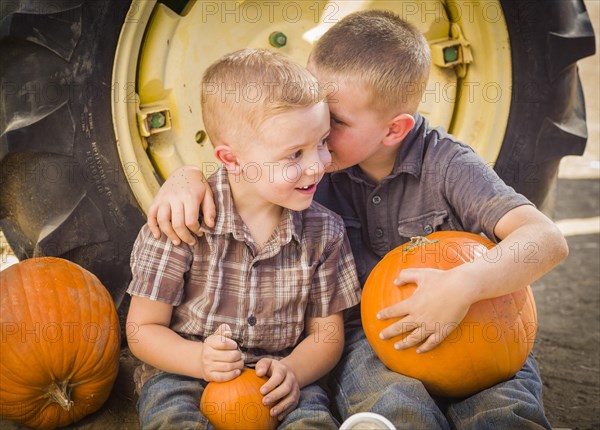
128 166 361 388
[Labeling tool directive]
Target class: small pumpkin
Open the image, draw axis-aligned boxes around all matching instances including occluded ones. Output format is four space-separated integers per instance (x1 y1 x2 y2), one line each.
200 368 278 430
0 257 120 429
361 231 537 398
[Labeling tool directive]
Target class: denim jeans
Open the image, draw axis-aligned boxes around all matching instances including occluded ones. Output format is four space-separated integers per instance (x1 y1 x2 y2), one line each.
137 371 339 429
329 322 551 430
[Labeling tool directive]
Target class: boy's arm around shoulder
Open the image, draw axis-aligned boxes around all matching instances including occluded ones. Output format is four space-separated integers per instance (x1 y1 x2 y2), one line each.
147 165 216 246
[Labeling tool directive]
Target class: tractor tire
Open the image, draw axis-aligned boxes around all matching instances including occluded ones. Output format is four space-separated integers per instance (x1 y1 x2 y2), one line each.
495 0 595 209
0 1 140 309
0 0 595 308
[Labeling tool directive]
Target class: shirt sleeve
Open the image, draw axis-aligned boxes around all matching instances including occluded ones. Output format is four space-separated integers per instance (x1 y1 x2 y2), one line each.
441 144 533 242
127 224 193 305
306 223 362 318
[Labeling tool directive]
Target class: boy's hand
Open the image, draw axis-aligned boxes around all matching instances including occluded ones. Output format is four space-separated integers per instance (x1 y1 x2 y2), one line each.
147 166 216 246
255 358 300 421
201 324 244 382
377 268 472 353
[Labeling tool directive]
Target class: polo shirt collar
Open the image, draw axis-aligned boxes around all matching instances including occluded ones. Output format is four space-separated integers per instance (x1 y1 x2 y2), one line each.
390 112 427 178
199 166 302 246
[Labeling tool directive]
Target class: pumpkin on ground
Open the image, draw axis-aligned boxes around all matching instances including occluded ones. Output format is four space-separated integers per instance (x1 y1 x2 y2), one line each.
200 368 278 430
361 231 537 398
0 257 120 430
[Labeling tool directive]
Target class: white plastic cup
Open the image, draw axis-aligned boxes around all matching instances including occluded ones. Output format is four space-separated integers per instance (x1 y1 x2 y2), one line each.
339 412 396 430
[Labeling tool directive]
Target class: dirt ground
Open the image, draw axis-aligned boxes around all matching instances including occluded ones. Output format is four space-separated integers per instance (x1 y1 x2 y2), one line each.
2 2 599 430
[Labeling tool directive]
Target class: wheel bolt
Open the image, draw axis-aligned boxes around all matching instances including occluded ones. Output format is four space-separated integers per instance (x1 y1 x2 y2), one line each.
149 112 166 129
269 31 287 48
443 46 459 63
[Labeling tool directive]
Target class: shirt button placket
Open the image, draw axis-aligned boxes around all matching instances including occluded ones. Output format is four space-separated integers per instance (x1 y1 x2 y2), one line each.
371 194 385 244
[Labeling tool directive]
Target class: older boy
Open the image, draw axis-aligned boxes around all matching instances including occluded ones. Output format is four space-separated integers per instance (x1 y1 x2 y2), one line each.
147 11 568 429
126 48 360 430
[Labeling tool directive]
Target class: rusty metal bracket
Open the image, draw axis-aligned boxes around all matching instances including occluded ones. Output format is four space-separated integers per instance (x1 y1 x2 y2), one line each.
137 104 172 139
430 23 473 78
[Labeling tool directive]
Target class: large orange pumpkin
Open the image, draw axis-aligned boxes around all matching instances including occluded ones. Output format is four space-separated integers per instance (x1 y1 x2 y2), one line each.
361 231 537 398
0 257 120 429
200 368 278 430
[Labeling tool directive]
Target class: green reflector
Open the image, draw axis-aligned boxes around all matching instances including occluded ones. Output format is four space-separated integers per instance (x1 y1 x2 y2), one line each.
444 46 459 63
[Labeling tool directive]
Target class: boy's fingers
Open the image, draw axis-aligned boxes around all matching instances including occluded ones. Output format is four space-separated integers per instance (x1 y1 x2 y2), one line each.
173 205 197 245
263 379 291 406
213 323 232 337
147 205 161 239
183 200 202 238
206 336 239 351
415 332 443 354
273 397 297 421
205 324 239 350
173 224 196 246
211 358 244 371
254 358 270 378
393 268 420 286
394 325 430 351
208 348 242 363
169 201 194 245
206 368 242 383
377 299 410 321
379 316 417 340
260 365 286 398
156 204 180 246
202 187 216 228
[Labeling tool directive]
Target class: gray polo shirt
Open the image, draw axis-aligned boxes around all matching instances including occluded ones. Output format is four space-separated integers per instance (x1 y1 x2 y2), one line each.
315 113 532 286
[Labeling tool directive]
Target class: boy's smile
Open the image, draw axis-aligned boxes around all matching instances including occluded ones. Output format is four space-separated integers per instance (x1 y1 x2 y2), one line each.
295 183 318 195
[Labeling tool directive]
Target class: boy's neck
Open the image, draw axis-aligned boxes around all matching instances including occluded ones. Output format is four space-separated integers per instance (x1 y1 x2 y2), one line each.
227 177 283 250
358 142 402 184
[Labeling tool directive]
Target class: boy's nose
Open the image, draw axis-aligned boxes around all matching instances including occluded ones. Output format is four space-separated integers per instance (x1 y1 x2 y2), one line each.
304 157 325 177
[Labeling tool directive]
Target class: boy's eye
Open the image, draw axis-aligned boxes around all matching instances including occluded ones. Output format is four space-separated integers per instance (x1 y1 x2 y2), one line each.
288 150 302 160
331 116 343 126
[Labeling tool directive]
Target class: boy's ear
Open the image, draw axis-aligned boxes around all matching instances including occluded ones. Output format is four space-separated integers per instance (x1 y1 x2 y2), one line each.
214 145 241 174
382 113 415 147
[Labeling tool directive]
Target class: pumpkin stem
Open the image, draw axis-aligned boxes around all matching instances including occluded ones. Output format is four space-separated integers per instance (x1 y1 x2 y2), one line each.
406 236 440 251
46 380 73 411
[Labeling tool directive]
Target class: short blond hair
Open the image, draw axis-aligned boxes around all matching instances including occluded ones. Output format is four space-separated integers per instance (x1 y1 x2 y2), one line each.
202 48 323 146
309 10 431 115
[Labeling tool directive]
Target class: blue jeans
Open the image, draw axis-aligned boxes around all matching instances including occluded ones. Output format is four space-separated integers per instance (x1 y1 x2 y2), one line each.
137 371 339 429
329 322 551 429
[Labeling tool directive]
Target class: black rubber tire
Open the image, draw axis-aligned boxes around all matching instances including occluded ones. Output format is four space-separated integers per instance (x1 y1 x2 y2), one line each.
495 0 595 209
0 0 142 309
0 0 595 307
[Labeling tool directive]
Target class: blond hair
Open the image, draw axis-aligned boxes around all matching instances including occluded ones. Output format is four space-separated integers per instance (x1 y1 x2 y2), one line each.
202 48 323 146
309 10 431 115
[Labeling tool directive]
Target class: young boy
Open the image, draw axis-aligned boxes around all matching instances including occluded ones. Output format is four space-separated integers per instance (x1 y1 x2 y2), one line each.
126 48 361 429
147 11 568 429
